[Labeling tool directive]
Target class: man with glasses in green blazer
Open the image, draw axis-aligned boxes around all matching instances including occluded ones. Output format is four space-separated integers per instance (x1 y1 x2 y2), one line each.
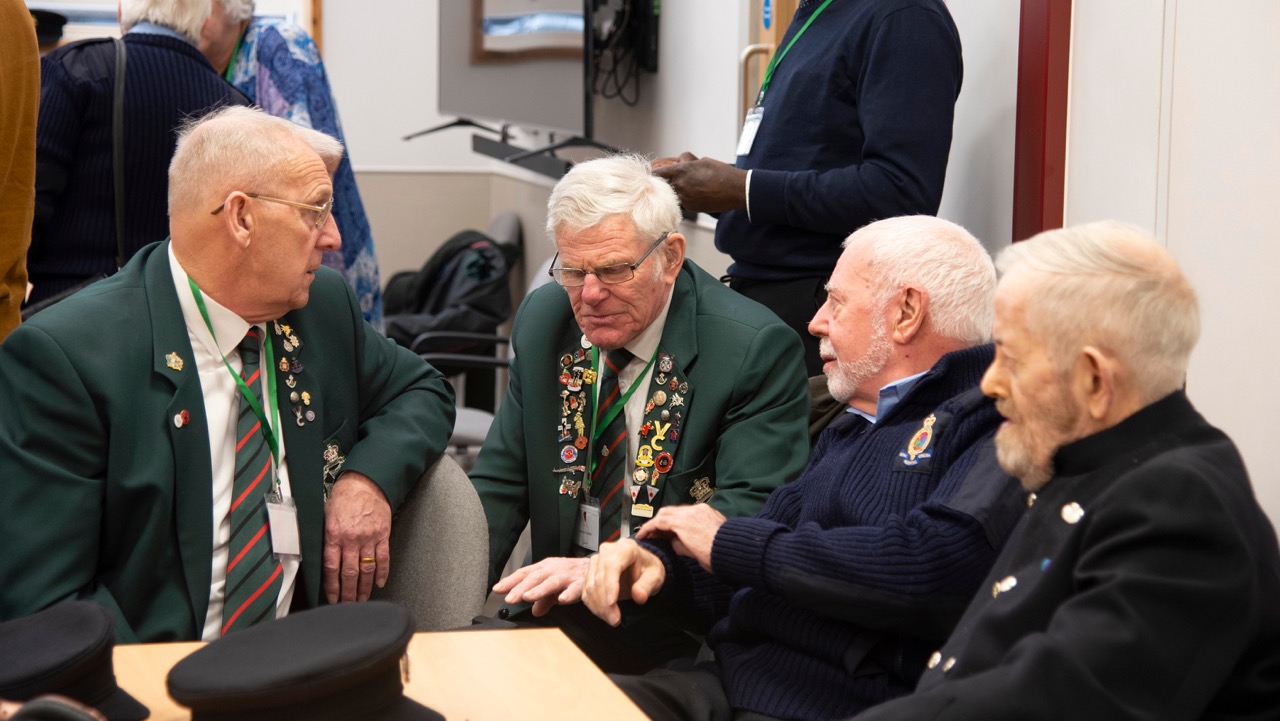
0 106 456 642
471 154 810 674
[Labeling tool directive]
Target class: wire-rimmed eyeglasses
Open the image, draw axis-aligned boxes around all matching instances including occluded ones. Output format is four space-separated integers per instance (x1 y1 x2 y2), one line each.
211 192 334 231
548 232 671 287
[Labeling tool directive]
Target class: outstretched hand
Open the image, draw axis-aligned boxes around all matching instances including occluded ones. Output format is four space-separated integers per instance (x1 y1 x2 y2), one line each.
583 539 667 627
492 556 590 617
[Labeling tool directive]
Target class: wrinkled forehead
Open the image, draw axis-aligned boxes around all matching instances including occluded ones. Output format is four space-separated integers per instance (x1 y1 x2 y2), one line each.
555 216 645 263
991 269 1044 341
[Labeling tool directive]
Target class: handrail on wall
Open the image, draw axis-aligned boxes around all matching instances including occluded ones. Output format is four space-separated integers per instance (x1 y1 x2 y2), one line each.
740 43 774 127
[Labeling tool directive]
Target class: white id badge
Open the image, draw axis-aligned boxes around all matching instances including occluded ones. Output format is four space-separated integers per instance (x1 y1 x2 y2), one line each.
574 500 601 552
265 493 301 559
736 106 764 157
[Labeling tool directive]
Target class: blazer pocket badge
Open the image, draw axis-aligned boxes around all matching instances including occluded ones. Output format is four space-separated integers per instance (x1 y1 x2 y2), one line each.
322 442 346 502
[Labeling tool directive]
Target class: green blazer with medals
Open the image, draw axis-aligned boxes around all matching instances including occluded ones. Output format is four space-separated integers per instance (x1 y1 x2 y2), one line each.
0 242 456 641
471 260 810 586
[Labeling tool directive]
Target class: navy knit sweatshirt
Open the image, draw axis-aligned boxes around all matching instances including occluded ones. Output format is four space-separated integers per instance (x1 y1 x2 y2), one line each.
642 345 1026 720
720 0 962 280
29 33 250 304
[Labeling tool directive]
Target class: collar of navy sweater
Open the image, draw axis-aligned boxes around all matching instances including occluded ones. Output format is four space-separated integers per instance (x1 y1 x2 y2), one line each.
1049 390 1199 479
873 343 994 427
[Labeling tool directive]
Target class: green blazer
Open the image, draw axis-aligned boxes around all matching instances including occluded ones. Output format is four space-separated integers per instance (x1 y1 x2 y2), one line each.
0 242 456 641
471 260 810 586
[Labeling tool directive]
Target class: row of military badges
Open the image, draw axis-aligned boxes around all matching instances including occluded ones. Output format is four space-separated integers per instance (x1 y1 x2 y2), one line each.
628 351 686 519
555 341 594 498
272 321 316 427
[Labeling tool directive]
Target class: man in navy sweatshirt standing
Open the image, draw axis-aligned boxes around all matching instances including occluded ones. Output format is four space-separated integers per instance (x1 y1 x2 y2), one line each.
654 0 962 375
580 216 1025 721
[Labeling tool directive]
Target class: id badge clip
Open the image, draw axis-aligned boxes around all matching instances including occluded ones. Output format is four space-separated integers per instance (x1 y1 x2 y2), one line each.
574 498 601 552
265 491 301 560
736 106 764 157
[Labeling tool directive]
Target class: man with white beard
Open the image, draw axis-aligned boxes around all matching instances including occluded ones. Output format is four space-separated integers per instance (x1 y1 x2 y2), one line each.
578 215 1027 721
855 221 1280 721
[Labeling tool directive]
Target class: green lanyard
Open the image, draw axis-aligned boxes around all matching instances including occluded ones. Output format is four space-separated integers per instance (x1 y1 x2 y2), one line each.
756 0 837 106
587 346 658 476
222 28 245 83
188 278 281 470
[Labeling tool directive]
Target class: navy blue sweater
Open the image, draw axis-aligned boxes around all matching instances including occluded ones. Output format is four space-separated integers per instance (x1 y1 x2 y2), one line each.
643 345 1025 720
29 33 249 304
720 0 962 280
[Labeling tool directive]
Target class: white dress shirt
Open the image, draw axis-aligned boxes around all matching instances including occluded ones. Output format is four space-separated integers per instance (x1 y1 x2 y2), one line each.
607 286 674 539
168 248 298 640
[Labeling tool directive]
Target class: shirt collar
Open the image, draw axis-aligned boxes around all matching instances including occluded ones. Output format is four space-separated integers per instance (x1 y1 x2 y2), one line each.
620 284 675 365
846 370 929 424
169 244 256 360
126 22 190 44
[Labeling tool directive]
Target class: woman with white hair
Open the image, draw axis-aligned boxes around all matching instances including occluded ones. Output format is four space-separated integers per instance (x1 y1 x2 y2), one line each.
200 0 384 330
26 0 250 309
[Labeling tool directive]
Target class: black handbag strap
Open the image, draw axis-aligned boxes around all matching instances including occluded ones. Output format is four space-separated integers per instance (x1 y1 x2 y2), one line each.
111 36 126 270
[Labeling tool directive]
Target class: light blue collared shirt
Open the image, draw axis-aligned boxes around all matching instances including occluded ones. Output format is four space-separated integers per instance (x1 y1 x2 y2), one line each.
847 370 929 424
126 21 189 44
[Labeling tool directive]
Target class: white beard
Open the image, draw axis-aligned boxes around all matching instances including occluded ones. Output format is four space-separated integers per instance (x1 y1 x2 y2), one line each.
821 323 892 405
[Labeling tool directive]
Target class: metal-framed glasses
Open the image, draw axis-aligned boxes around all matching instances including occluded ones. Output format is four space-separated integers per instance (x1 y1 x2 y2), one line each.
211 192 334 231
548 232 671 287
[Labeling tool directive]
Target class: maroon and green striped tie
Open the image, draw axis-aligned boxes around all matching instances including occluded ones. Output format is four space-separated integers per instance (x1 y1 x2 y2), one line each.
592 348 633 545
221 328 283 635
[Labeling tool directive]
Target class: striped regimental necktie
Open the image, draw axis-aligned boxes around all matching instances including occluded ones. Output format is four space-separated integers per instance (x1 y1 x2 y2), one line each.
221 327 283 635
592 347 634 545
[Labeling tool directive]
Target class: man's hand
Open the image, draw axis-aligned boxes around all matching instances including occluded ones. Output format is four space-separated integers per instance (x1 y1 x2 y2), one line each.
323 471 392 603
635 504 726 573
651 152 748 214
492 556 590 617
583 539 666 627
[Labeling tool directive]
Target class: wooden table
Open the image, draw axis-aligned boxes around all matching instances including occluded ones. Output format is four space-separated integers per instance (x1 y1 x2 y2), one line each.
113 627 646 720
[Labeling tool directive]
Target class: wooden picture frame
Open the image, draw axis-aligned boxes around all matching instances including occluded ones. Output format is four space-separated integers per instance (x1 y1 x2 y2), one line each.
309 0 322 54
470 0 584 64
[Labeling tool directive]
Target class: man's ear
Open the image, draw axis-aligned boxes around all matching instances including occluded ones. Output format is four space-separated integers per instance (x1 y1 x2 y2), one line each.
1077 346 1116 421
890 286 928 344
662 231 687 283
218 192 254 250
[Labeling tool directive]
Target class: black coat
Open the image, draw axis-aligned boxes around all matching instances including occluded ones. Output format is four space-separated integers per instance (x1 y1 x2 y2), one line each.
858 391 1280 721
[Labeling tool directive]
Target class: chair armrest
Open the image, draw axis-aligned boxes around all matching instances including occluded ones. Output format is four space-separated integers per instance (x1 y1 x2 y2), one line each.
409 331 511 355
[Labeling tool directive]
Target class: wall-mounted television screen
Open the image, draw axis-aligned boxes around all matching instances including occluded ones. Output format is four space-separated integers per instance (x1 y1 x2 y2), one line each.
438 0 657 141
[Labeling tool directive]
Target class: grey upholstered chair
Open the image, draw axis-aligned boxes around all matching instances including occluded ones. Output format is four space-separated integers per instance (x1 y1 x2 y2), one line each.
374 454 489 631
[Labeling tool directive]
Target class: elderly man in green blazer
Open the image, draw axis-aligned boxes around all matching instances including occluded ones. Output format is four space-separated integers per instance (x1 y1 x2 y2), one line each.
0 106 456 642
471 154 810 673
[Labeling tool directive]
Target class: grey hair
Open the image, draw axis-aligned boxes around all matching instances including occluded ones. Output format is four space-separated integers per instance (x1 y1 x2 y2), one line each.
169 105 344 213
213 0 256 24
546 154 682 245
996 220 1200 402
846 215 997 345
119 0 210 45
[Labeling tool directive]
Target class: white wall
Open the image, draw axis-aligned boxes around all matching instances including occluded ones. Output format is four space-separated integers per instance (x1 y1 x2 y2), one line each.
938 0 1020 253
1068 0 1280 530
323 0 487 172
